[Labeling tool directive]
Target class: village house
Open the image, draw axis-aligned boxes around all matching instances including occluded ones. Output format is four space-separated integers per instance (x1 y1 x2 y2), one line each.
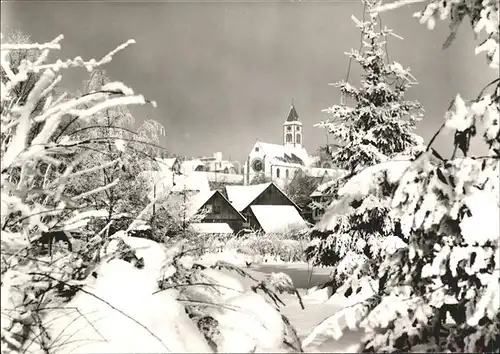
183 154 244 186
158 157 181 174
225 182 308 233
142 157 211 206
186 190 246 233
180 159 206 174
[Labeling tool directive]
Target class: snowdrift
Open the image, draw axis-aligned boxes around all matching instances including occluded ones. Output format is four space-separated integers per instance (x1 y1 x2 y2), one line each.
23 235 297 354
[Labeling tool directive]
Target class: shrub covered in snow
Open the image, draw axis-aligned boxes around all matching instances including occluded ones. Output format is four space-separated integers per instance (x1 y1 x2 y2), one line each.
231 232 309 263
0 34 304 354
306 0 500 352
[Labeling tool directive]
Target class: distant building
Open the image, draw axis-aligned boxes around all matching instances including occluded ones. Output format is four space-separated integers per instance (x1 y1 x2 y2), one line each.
243 103 341 189
200 152 238 174
181 159 206 174
158 157 181 174
199 152 244 185
142 158 211 203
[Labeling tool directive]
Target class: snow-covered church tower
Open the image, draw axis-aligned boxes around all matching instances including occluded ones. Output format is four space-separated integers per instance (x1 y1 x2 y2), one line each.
243 103 312 186
283 104 303 147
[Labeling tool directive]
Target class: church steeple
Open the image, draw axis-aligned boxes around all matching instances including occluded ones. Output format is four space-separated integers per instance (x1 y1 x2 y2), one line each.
286 104 299 122
283 101 303 147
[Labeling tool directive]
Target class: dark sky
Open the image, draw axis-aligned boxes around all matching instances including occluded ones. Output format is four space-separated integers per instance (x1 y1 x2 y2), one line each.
2 0 495 163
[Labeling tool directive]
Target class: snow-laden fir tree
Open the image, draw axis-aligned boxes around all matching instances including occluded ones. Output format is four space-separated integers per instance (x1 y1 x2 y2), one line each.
305 0 424 286
304 0 499 352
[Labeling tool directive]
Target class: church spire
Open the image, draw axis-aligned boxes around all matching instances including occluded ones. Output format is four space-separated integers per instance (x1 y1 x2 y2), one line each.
286 102 299 122
283 100 303 147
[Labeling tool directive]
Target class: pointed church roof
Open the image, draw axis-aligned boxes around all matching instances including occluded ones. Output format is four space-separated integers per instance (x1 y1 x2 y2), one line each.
286 104 299 122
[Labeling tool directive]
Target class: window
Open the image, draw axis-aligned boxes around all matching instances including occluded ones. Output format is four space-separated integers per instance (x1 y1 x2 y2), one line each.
296 134 301 144
213 205 221 215
251 158 264 172
276 168 280 178
297 126 301 132
287 126 292 131
285 169 289 179
255 146 260 152
286 133 292 143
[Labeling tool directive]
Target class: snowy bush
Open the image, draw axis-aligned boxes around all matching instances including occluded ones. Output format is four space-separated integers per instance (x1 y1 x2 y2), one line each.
1 34 304 354
306 0 500 352
234 232 309 263
306 0 423 288
0 33 163 353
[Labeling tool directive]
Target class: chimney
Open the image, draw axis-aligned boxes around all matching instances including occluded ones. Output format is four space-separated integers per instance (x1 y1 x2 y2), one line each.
214 152 222 161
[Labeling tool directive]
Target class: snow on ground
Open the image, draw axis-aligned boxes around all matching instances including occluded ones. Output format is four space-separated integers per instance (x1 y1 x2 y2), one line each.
197 249 306 267
28 259 212 354
26 236 364 354
198 252 366 352
236 264 366 352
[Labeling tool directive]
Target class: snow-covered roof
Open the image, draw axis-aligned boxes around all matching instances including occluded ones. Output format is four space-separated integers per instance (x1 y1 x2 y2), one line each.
250 205 307 233
139 169 174 201
204 172 244 184
185 190 218 218
172 171 210 193
257 141 311 167
181 159 205 174
184 190 246 221
155 158 179 173
190 223 234 234
164 157 179 168
140 169 211 209
225 182 273 212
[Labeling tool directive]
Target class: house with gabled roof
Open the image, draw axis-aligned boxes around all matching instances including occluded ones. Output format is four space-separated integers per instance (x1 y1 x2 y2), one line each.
181 159 206 174
185 189 246 233
225 182 308 233
157 157 181 174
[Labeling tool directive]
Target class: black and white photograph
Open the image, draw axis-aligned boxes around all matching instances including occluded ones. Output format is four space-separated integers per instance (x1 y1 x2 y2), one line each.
1 0 499 353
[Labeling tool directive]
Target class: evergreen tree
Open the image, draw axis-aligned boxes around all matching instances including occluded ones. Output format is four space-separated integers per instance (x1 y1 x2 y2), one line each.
305 0 424 286
319 0 423 173
303 1 499 352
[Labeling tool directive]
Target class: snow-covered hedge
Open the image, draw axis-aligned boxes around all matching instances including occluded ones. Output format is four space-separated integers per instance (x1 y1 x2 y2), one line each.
235 232 309 263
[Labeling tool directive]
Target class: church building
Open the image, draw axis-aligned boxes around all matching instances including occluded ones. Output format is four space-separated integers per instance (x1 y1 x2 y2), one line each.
243 104 320 187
